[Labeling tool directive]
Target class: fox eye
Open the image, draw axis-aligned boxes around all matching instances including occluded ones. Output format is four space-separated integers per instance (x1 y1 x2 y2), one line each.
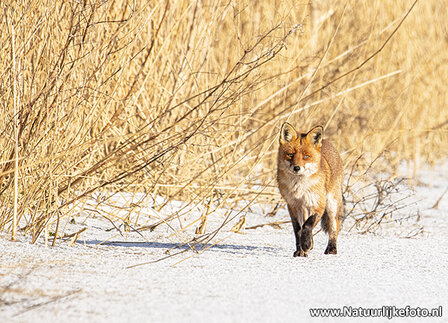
287 153 294 159
304 155 311 159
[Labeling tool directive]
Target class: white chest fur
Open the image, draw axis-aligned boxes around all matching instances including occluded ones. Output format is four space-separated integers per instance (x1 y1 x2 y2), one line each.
278 174 321 225
279 175 320 207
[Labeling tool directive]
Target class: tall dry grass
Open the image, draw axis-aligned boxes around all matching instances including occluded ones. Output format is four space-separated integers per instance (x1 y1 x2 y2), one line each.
0 0 447 244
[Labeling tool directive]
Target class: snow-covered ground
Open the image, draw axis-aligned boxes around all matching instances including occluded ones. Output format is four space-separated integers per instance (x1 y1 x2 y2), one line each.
1 163 447 322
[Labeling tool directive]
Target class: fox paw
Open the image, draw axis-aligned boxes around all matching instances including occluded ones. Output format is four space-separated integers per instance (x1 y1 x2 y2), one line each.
293 250 308 257
324 243 337 254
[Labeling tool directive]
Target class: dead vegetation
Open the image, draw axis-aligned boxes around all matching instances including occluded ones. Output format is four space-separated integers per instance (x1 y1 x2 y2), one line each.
0 0 447 244
342 154 417 235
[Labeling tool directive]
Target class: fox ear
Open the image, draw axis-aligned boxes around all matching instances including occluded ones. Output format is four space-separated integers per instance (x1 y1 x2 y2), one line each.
306 125 323 147
280 122 297 144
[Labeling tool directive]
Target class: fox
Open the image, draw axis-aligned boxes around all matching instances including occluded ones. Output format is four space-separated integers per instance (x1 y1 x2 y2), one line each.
277 122 344 257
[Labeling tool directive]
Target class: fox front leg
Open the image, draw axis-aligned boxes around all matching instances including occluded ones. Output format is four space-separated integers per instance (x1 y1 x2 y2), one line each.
290 216 305 257
300 214 319 256
288 205 306 257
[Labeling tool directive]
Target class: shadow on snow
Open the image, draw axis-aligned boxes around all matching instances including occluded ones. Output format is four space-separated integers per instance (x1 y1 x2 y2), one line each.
78 239 278 254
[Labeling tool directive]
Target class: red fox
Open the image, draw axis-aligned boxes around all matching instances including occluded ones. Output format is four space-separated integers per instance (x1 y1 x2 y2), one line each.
277 123 343 257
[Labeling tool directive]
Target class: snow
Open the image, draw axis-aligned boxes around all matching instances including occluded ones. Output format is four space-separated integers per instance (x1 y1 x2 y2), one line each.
1 163 447 322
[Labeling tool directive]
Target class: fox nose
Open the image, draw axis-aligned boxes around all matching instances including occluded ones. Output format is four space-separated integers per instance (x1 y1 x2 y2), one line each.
293 166 301 173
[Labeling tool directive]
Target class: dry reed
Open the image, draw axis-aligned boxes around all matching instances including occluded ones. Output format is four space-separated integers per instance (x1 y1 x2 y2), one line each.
0 0 447 245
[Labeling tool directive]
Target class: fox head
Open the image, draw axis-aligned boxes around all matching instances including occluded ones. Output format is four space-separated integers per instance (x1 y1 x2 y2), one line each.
278 122 323 177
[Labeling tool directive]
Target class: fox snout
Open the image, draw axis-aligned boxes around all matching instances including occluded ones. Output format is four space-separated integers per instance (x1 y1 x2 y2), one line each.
289 162 301 173
285 160 316 177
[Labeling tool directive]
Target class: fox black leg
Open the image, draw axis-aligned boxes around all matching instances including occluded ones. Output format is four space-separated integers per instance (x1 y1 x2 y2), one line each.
290 217 304 257
300 214 318 256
